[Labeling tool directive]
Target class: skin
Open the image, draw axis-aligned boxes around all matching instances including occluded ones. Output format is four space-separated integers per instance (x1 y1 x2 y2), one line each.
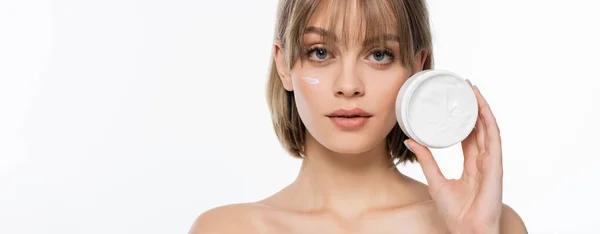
190 2 527 234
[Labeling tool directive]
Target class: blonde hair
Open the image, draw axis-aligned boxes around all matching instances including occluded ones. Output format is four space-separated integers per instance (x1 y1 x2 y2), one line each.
267 0 434 163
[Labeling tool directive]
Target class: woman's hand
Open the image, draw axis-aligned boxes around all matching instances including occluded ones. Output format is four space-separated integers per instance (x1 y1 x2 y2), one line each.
404 81 503 234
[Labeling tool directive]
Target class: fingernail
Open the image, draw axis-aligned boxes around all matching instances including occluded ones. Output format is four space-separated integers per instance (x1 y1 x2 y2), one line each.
473 85 478 89
404 140 414 153
465 79 473 86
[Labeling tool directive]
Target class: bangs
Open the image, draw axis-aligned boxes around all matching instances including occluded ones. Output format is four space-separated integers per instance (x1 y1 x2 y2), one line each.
284 0 418 69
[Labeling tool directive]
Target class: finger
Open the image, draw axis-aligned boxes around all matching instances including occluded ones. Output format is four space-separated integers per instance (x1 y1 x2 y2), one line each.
461 79 480 156
461 127 479 179
475 108 487 153
461 127 479 158
405 139 446 189
472 86 502 155
465 79 486 152
471 85 488 152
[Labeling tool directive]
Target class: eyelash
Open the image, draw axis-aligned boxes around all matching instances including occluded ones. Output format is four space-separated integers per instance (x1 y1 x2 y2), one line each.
304 46 396 67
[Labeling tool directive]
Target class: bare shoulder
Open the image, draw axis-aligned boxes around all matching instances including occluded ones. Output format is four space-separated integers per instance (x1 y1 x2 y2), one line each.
188 203 269 234
500 203 528 234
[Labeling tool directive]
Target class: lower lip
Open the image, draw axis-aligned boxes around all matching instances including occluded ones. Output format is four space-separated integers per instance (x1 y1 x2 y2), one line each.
329 117 370 129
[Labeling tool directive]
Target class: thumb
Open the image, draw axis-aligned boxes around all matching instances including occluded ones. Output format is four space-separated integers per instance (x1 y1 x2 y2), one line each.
404 139 446 189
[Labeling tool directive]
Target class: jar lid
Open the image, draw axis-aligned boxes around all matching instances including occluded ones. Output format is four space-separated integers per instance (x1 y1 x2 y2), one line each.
395 70 478 148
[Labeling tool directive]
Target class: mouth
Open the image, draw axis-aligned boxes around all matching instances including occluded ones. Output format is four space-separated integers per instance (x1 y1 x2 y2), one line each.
327 108 373 118
326 108 373 129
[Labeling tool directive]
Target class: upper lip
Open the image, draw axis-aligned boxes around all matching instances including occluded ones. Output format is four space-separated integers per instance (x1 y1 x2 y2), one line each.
327 108 373 118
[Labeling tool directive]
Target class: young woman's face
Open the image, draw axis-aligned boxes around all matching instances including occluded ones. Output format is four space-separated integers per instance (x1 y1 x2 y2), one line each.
278 2 425 155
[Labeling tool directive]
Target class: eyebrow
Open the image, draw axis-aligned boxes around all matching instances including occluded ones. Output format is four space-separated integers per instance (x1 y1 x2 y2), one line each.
304 26 400 46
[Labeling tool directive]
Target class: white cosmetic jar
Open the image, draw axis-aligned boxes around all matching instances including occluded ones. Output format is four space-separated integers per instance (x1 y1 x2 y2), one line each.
395 69 479 149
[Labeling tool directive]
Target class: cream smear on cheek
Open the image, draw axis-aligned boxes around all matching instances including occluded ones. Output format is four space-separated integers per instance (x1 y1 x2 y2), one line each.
302 77 320 85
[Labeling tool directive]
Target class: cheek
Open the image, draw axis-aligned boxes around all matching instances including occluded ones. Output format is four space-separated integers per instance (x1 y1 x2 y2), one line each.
379 86 401 120
290 72 331 126
290 64 337 102
365 70 409 118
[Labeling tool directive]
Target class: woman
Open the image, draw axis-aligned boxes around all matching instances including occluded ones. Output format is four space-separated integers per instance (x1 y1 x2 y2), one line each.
191 0 527 233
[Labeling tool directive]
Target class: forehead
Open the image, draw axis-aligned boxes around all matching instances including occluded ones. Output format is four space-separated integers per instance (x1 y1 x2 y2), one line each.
304 0 398 46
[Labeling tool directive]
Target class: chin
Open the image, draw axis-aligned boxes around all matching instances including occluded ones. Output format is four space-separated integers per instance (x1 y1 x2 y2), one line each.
319 132 384 155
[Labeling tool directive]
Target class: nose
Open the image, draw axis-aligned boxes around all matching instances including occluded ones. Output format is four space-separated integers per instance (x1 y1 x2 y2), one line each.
333 61 365 98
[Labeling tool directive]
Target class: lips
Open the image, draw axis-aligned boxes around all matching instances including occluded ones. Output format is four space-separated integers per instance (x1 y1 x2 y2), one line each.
327 108 373 129
327 108 373 118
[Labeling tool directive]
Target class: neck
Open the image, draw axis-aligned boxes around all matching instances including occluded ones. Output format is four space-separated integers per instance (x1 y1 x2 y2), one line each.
288 133 413 218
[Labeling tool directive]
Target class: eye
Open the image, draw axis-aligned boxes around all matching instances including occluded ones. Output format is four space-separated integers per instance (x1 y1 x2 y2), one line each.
306 46 331 61
368 49 395 63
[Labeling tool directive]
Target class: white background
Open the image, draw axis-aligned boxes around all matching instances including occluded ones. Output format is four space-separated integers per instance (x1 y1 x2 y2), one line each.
1 0 599 233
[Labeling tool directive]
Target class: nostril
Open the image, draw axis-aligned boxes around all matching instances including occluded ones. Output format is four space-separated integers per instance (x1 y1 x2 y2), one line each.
335 90 363 97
